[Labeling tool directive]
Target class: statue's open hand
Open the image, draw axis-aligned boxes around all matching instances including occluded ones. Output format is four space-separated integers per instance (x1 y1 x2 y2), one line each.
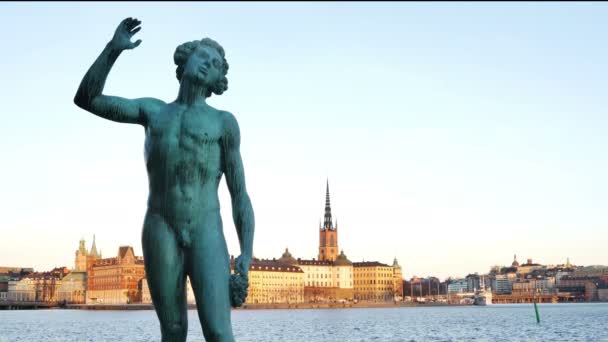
230 255 251 307
111 17 142 51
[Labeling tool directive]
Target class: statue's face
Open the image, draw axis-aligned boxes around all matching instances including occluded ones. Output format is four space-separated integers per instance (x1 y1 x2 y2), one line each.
182 45 223 87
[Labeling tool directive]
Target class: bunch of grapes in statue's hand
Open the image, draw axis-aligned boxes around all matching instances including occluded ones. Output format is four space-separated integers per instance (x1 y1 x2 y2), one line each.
230 255 250 307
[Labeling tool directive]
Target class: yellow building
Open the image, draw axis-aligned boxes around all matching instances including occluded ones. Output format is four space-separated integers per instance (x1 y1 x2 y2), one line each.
353 261 398 302
244 259 304 304
86 246 145 304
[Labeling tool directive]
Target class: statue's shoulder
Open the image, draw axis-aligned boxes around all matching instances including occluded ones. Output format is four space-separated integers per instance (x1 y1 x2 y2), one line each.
217 109 240 134
139 97 168 116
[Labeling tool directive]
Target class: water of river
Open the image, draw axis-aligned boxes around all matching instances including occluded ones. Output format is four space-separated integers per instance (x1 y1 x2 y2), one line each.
1 303 607 341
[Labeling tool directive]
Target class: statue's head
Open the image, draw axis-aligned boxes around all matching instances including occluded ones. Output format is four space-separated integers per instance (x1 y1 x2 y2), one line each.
174 38 229 98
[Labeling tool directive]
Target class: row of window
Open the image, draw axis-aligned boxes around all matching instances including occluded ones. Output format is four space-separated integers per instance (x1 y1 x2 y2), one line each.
355 279 394 285
354 273 394 278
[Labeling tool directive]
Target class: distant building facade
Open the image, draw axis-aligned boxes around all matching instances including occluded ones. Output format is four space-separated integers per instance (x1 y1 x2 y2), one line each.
57 271 86 304
244 258 304 304
392 258 403 299
512 277 556 295
140 277 196 305
448 279 468 294
86 246 145 304
8 267 69 302
492 274 513 294
353 261 397 302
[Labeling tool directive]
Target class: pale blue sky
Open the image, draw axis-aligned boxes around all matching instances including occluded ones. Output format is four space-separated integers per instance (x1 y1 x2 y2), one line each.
0 3 607 279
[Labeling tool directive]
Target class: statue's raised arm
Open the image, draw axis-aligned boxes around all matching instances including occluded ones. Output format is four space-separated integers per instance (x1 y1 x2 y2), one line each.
74 17 164 125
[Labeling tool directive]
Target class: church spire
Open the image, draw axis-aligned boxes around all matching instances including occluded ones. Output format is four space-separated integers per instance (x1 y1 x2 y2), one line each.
323 179 333 230
89 234 100 258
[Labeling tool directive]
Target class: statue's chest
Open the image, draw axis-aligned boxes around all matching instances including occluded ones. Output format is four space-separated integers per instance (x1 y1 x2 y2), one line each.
146 110 222 158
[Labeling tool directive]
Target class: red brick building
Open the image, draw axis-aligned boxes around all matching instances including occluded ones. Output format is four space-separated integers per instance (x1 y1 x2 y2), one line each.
86 246 145 304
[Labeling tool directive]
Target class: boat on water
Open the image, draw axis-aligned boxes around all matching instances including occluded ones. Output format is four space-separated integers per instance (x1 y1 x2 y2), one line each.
473 278 493 306
460 297 475 305
474 290 493 306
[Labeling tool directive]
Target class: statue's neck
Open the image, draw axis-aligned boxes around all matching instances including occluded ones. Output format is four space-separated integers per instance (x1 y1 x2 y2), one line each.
176 80 208 107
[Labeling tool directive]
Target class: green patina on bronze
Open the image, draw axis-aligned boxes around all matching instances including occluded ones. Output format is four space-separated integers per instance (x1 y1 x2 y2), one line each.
74 18 254 342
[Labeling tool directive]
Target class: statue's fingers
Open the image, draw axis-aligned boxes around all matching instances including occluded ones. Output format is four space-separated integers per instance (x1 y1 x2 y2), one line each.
130 27 141 36
128 39 142 49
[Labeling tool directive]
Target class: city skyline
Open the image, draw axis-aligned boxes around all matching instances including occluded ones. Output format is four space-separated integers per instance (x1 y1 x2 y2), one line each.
1 3 608 279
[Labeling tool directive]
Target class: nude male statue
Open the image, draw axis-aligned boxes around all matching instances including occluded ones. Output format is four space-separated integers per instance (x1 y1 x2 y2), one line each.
74 17 254 342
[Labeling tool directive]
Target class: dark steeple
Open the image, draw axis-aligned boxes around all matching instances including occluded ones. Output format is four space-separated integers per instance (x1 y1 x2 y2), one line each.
323 179 334 230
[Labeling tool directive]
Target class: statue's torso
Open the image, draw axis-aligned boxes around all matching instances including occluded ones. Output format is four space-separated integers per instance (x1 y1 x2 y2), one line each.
144 103 224 224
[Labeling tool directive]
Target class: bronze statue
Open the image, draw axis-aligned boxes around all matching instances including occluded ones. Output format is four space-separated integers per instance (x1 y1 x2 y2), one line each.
74 17 254 342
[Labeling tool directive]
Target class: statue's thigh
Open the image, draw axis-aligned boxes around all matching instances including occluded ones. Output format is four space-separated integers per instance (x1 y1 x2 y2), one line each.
142 212 188 319
187 224 232 333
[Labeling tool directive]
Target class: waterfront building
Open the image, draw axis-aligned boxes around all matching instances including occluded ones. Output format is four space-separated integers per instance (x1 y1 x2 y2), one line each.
492 274 513 294
278 181 355 303
140 278 151 304
393 258 403 299
448 279 468 294
295 252 354 302
244 258 305 304
0 274 8 301
140 277 196 305
353 261 396 302
598 284 608 301
558 275 605 289
7 267 69 302
86 246 145 304
57 271 86 304
466 273 481 292
512 277 556 295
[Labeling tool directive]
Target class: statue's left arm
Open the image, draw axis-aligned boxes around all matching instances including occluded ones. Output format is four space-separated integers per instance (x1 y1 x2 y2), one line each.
222 111 255 275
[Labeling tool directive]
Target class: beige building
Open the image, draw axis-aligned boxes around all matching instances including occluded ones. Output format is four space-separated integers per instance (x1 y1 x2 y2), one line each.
244 258 304 304
87 246 145 304
293 253 354 302
8 267 69 302
353 261 398 302
140 277 196 305
57 271 86 304
512 277 556 295
392 258 403 299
